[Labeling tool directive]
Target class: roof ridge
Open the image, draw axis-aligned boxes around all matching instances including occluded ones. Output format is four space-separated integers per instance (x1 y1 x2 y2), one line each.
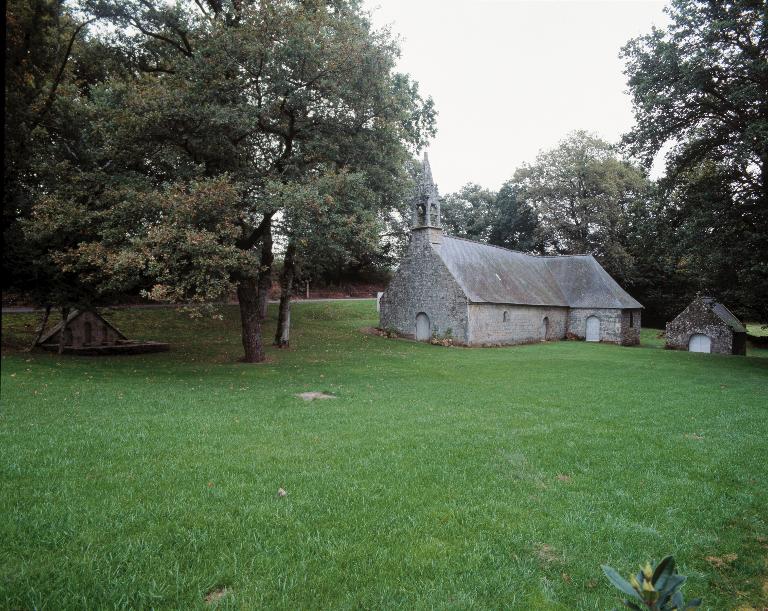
442 234 592 258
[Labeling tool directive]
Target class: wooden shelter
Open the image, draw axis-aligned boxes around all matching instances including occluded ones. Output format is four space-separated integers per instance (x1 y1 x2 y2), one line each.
37 310 169 355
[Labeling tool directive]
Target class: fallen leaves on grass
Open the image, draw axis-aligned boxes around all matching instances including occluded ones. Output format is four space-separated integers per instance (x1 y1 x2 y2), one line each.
556 474 572 483
706 553 738 568
295 391 336 401
277 487 287 498
685 433 705 440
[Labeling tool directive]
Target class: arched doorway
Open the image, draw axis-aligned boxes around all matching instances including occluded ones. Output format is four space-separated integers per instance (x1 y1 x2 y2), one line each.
585 316 600 342
415 312 431 341
541 316 550 340
688 334 711 353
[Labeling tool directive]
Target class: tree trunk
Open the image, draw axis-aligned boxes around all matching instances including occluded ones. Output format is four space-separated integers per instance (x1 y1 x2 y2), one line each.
58 307 71 355
237 276 265 363
257 219 274 320
274 241 296 348
28 304 52 351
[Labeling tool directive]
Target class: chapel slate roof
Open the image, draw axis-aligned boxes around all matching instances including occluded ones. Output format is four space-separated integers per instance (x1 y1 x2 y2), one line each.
701 297 746 332
545 255 643 309
435 235 642 309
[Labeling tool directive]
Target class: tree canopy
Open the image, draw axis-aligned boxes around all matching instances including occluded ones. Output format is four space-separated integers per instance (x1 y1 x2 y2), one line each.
441 132 651 285
9 0 436 361
621 0 768 320
513 131 651 284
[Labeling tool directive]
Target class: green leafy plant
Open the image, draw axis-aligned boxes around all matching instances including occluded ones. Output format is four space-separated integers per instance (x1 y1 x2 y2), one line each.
601 556 701 610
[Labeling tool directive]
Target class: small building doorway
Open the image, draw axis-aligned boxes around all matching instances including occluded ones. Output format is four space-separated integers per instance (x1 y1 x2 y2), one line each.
415 312 431 341
541 316 550 340
688 333 711 353
586 316 600 342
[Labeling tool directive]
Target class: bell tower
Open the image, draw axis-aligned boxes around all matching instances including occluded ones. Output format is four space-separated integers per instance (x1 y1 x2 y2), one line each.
412 153 443 244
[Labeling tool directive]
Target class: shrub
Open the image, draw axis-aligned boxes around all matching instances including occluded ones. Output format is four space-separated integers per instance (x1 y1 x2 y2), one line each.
601 556 701 610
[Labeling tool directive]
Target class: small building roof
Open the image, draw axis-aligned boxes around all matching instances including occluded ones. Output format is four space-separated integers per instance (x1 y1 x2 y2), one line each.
38 309 127 345
435 235 642 309
700 297 746 332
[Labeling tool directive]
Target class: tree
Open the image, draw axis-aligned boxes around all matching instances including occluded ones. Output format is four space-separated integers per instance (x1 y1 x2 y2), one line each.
440 181 541 253
486 181 541 253
621 0 768 320
441 183 497 242
29 0 435 362
511 131 651 283
261 171 381 347
4 0 143 352
4 0 104 306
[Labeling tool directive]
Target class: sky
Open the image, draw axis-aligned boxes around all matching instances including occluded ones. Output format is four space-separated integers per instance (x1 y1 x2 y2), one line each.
362 0 670 193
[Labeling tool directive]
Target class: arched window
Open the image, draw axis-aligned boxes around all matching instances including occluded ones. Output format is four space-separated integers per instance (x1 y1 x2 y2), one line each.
503 311 509 322
542 316 550 339
83 321 92 346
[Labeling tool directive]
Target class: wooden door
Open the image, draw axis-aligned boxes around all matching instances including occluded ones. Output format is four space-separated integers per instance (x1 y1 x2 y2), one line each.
415 312 431 341
586 316 600 342
688 334 711 353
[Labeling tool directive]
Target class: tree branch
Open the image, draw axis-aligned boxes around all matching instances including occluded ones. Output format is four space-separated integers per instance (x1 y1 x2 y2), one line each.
237 211 276 250
30 17 98 131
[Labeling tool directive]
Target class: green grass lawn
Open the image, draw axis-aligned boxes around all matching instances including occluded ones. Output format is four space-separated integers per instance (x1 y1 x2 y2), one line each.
2 301 767 609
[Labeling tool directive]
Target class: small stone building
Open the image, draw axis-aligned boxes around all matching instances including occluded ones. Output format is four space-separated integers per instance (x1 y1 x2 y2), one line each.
379 156 643 346
665 296 746 355
37 309 169 355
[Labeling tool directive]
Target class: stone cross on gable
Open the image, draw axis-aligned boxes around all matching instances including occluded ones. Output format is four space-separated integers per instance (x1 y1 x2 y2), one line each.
413 153 441 228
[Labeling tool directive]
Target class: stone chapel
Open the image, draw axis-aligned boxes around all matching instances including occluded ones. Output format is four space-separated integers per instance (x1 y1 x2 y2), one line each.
378 155 643 346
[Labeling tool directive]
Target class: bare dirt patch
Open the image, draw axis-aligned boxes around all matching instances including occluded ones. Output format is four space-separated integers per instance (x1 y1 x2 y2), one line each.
535 543 561 563
706 553 738 568
204 586 230 605
295 391 336 401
